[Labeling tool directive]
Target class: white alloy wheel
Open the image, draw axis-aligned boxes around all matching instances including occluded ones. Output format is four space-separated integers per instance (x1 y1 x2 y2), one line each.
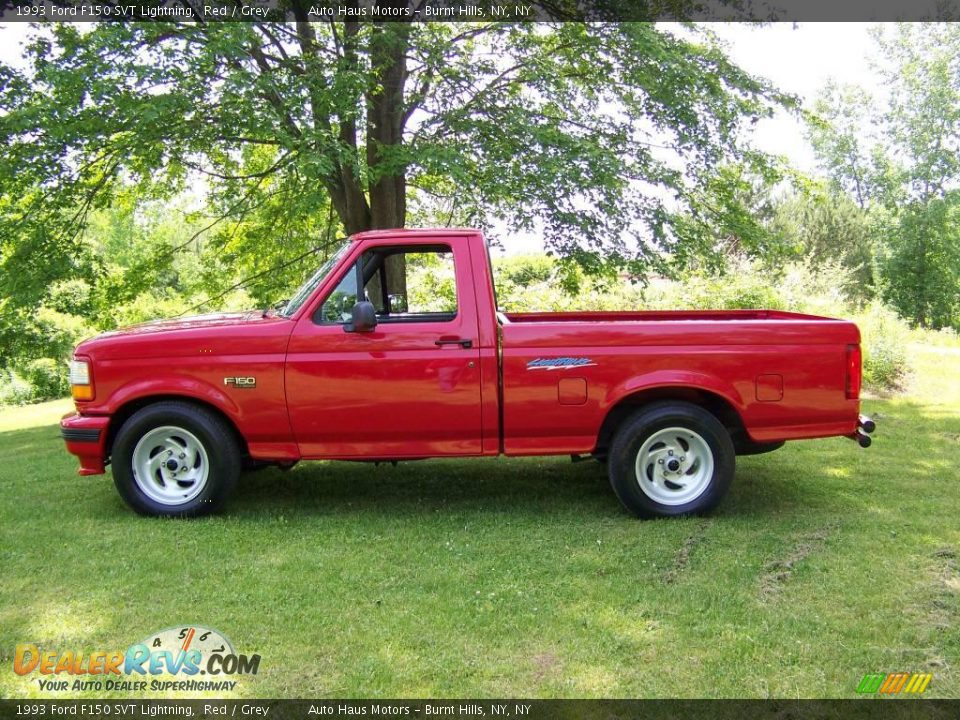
634 426 715 506
131 425 210 506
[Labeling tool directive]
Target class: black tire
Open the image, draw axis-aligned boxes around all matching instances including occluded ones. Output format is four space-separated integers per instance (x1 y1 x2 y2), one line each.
112 401 240 518
608 401 735 518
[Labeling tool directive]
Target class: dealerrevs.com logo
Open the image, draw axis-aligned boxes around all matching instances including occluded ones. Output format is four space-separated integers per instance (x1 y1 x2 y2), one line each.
13 625 260 693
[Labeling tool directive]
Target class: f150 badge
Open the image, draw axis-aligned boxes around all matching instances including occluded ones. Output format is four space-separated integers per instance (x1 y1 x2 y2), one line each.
224 377 256 388
526 357 597 371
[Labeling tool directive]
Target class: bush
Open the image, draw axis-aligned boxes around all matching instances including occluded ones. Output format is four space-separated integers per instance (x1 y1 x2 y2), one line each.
0 370 35 406
648 268 786 311
30 307 95 360
110 288 255 328
46 279 94 316
854 302 911 391
495 255 554 287
22 358 70 401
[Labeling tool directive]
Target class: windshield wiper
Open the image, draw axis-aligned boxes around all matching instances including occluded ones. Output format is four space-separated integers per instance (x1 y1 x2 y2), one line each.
263 299 289 318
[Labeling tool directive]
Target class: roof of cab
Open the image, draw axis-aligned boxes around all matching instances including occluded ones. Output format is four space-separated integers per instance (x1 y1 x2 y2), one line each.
349 228 481 242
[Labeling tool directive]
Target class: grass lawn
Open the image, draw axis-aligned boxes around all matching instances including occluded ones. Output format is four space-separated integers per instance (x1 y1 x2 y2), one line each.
1 342 958 699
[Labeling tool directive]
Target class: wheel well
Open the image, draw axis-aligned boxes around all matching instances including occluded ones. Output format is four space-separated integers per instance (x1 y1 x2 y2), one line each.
595 387 748 456
104 395 249 459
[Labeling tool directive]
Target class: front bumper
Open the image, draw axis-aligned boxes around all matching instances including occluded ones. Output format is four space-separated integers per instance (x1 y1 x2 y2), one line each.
60 413 110 476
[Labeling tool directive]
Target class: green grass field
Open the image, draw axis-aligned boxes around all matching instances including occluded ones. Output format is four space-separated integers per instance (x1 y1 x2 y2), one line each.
1 342 958 699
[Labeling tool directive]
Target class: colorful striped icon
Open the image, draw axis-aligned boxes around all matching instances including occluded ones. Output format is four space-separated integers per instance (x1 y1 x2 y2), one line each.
857 672 932 694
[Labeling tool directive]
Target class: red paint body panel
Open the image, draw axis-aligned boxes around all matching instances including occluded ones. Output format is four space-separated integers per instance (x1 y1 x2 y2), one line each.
60 228 862 476
285 234 484 458
60 412 110 475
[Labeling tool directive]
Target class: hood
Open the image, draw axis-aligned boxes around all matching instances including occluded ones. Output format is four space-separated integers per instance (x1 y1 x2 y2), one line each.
98 310 271 338
74 310 293 361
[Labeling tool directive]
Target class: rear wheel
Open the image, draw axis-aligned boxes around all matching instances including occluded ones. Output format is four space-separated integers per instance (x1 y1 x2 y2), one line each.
608 401 734 518
112 402 240 517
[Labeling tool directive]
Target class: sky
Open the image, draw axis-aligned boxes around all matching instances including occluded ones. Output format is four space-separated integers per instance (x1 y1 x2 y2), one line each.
0 21 885 253
706 23 880 174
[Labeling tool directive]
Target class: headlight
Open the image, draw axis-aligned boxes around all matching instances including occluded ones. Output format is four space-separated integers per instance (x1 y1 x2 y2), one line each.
68 359 94 401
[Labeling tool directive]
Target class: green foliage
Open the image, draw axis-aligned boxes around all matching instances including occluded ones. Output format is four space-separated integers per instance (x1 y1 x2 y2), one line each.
405 253 457 315
808 23 960 330
881 197 960 330
29 307 94 361
0 369 34 406
807 82 875 208
495 256 554 288
46 279 94 317
21 358 70 401
853 303 910 392
650 267 786 311
0 306 92 404
0 21 792 310
773 186 877 305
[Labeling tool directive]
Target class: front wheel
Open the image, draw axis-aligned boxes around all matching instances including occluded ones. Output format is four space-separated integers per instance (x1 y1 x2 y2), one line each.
608 401 735 518
112 401 240 517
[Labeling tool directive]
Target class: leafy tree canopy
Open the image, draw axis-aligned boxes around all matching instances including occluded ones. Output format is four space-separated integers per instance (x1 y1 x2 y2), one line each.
808 23 960 329
0 20 793 311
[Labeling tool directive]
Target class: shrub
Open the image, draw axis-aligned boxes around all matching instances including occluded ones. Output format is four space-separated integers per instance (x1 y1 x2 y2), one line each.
31 307 95 360
22 358 70 401
46 279 94 316
0 370 34 406
494 255 554 287
854 302 910 391
110 288 255 328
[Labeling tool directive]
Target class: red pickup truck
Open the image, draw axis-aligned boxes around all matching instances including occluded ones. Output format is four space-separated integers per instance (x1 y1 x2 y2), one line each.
61 228 874 519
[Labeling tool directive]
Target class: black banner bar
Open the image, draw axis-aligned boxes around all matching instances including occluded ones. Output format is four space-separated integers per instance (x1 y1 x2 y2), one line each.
1 0 959 22
1 700 958 720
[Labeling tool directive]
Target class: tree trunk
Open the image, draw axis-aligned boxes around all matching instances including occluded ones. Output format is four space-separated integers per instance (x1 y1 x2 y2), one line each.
313 23 410 297
366 24 411 298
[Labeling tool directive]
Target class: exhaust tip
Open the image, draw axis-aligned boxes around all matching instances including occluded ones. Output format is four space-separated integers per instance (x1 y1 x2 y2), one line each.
858 414 876 434
856 431 872 448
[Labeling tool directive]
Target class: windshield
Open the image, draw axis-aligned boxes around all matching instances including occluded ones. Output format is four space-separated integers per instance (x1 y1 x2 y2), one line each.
279 243 352 318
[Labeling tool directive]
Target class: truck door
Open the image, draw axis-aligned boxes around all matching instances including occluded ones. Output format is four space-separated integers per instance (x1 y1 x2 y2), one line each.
285 238 483 458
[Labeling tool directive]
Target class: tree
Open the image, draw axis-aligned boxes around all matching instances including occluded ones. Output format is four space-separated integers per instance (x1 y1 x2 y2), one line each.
872 24 960 329
0 19 790 313
773 184 877 304
807 81 875 209
808 24 960 329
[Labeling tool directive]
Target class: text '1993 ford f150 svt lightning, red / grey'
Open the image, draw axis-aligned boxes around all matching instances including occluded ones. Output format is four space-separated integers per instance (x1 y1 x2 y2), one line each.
60 228 875 518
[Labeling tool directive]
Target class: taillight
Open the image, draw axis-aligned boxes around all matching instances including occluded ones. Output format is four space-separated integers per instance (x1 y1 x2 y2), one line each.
845 344 862 400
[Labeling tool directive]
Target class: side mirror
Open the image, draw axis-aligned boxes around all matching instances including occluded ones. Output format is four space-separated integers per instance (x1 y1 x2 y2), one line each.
344 301 377 333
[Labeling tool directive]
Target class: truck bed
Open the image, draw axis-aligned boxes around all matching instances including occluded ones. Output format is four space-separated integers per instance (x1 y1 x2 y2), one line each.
498 308 861 455
503 309 833 323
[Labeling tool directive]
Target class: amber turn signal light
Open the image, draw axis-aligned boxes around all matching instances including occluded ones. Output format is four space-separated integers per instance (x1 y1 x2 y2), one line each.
71 384 95 401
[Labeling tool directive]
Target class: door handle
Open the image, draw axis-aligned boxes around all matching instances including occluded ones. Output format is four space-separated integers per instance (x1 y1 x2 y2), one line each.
435 338 473 349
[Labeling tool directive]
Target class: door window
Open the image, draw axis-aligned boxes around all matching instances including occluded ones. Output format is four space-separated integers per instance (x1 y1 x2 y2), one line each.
316 245 458 324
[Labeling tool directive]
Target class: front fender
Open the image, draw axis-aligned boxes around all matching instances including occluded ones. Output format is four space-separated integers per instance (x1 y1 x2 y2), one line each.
93 376 242 421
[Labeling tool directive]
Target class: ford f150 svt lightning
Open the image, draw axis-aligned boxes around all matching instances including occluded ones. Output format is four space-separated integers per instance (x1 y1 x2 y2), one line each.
60 229 875 518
